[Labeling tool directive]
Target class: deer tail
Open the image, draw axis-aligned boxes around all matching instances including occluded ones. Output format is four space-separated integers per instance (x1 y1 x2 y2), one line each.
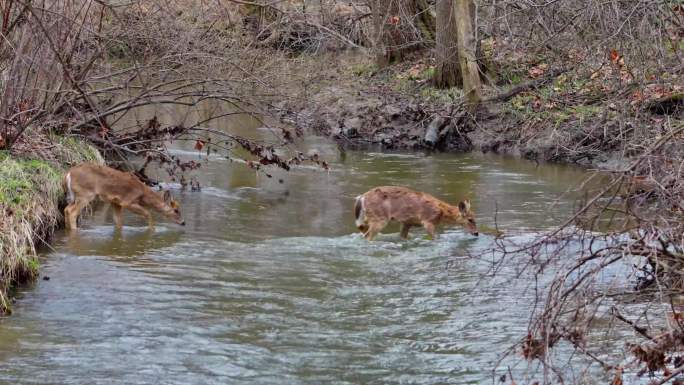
64 172 74 204
354 195 366 230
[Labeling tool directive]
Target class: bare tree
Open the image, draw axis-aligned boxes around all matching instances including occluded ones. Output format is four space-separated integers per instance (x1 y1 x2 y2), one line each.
0 1 330 173
454 0 481 107
371 0 434 67
432 0 462 88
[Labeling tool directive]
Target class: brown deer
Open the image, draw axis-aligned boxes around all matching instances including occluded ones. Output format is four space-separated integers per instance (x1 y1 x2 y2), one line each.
63 163 185 230
354 186 478 240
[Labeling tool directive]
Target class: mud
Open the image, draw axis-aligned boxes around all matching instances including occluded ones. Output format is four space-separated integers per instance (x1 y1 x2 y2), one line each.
280 81 473 152
279 70 675 171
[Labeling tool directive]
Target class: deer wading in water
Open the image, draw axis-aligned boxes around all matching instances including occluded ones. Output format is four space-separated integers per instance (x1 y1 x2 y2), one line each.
63 163 185 230
354 186 478 240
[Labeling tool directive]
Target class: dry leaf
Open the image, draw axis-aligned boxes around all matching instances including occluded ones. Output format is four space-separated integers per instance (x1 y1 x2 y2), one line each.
528 63 548 78
532 97 543 110
610 49 620 63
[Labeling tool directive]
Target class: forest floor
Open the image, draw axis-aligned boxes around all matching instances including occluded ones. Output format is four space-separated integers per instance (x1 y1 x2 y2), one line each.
275 48 683 169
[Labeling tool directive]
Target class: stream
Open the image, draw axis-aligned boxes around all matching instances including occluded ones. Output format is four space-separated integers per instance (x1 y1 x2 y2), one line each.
0 109 610 384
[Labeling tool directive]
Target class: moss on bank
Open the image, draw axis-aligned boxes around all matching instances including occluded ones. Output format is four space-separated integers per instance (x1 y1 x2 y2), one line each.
0 137 103 314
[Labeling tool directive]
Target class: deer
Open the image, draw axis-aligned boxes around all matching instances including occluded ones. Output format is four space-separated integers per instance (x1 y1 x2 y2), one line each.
63 163 185 230
354 186 478 240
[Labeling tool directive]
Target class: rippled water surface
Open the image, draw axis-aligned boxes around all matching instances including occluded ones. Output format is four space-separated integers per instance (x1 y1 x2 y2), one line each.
0 127 599 384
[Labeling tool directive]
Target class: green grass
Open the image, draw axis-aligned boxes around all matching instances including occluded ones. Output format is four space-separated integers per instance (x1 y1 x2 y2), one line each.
0 158 62 210
508 73 523 85
52 135 105 165
506 80 603 127
419 86 463 104
349 62 378 77
417 66 435 80
0 156 59 312
571 105 601 117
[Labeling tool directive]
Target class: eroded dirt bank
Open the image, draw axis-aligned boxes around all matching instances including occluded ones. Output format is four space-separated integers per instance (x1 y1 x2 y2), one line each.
276 53 682 169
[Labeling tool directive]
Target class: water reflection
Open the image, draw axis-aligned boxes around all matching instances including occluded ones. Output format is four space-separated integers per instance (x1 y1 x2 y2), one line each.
61 226 183 259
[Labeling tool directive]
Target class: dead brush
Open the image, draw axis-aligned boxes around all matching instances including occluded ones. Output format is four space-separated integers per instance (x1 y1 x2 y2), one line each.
490 121 684 383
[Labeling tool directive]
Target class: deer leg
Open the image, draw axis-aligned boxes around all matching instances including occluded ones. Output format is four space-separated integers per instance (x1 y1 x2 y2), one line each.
364 220 387 241
64 205 74 230
127 203 153 228
66 197 92 230
70 200 89 230
64 200 79 229
363 227 378 241
421 221 437 240
399 223 411 239
112 204 123 228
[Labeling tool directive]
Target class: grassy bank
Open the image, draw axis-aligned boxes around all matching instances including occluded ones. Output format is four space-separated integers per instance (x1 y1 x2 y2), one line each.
0 137 102 314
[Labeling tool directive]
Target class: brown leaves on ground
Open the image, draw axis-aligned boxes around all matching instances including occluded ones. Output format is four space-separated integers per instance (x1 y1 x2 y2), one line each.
610 49 625 67
631 83 683 107
528 63 548 79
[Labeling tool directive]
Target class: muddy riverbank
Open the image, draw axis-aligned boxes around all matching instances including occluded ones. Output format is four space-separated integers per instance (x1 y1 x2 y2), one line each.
275 53 682 169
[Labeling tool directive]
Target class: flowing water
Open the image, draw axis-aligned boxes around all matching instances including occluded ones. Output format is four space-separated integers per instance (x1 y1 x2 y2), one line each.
0 109 607 384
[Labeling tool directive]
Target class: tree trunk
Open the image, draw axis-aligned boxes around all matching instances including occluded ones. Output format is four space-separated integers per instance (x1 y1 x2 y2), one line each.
454 0 481 108
371 0 389 67
372 0 435 68
415 0 436 44
432 0 461 88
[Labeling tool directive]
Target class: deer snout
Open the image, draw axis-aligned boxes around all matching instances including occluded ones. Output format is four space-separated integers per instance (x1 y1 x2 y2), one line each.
167 207 184 226
465 219 478 236
169 212 185 226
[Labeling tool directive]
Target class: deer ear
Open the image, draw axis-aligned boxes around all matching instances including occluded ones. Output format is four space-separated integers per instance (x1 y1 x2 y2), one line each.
458 199 471 213
163 190 172 203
